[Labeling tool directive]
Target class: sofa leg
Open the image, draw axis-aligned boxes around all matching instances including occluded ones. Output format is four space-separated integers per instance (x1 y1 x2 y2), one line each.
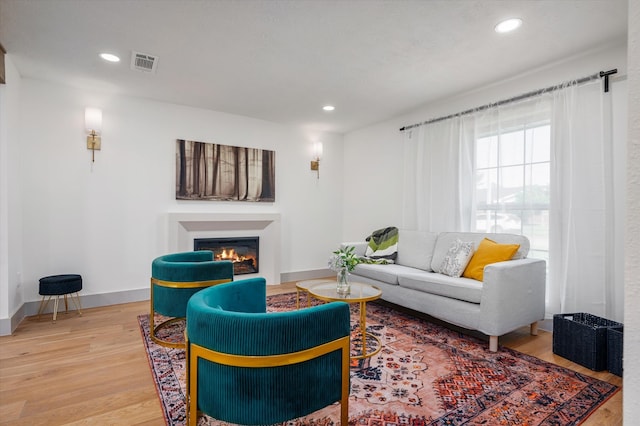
489 335 498 352
530 321 539 336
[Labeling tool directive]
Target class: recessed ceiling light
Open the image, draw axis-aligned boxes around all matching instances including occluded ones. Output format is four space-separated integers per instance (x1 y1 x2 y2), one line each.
322 105 335 111
494 18 522 33
99 53 120 62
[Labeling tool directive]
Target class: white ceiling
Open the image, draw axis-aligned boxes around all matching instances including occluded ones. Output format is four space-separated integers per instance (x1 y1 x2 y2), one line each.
0 0 628 134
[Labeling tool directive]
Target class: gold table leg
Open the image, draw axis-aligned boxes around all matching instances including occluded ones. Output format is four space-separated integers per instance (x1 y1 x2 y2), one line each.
295 288 312 310
350 300 381 360
307 283 382 360
360 301 367 358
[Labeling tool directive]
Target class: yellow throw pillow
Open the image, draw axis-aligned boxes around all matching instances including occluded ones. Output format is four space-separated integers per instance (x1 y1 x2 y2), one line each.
462 238 520 281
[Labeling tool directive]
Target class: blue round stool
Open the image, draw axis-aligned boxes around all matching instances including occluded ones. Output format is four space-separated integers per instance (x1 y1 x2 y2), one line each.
38 274 83 322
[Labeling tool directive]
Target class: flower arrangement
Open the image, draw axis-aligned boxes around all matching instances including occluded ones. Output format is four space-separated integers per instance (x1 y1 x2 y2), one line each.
328 245 360 272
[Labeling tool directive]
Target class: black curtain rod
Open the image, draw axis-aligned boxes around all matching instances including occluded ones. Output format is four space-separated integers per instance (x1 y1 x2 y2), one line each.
399 69 618 132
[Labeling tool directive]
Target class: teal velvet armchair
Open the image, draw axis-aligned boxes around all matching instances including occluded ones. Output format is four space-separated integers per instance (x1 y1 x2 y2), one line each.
186 277 350 425
150 251 233 348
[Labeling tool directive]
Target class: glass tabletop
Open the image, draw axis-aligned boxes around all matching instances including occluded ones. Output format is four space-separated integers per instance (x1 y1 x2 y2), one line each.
308 281 382 303
295 279 335 291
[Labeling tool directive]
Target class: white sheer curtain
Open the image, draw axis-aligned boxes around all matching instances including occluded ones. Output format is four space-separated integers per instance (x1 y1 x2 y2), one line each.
402 116 473 232
402 78 616 318
548 79 616 318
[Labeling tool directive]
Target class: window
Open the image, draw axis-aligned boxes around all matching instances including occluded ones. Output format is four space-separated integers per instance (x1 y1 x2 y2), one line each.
473 122 550 262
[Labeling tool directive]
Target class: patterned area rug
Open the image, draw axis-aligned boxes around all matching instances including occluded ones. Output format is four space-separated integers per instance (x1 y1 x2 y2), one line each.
139 293 618 425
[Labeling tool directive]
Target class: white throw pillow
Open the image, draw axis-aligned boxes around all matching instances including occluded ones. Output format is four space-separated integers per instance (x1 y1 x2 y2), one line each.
439 239 475 278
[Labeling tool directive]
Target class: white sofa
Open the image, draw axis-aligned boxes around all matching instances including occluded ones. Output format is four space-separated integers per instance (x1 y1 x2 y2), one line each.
343 230 546 352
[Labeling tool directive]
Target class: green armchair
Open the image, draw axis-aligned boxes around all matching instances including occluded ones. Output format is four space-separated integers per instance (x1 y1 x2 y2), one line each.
186 277 350 425
150 251 233 348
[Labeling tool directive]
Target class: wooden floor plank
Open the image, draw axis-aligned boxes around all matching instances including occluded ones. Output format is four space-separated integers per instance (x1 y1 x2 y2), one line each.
0 280 622 425
0 400 25 423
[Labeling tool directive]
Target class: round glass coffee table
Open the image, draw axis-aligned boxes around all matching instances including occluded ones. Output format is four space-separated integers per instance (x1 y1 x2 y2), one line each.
308 281 382 360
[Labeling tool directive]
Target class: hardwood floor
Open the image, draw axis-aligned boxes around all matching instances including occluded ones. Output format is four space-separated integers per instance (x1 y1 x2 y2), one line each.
0 281 622 425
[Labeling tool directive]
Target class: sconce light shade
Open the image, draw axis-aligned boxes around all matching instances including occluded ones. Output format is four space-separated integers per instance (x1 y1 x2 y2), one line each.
313 142 323 160
85 108 102 162
85 108 102 134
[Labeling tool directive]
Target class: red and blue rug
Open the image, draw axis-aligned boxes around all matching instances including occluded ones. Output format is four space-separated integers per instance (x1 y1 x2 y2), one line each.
138 293 618 425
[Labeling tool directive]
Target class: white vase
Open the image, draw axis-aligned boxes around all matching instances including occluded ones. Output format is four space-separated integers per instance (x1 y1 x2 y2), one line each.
336 268 350 296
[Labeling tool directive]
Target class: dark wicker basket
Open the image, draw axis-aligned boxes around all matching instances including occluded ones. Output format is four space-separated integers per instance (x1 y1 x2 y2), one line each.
607 326 623 376
553 313 623 371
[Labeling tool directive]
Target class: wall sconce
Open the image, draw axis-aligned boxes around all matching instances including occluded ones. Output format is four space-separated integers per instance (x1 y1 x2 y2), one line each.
310 142 323 179
85 107 102 162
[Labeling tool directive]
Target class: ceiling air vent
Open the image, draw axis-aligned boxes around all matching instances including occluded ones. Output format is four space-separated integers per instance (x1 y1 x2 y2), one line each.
130 51 158 73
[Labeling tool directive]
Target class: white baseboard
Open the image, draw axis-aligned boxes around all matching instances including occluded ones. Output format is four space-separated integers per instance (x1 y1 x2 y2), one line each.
0 303 26 336
538 318 553 332
279 269 333 283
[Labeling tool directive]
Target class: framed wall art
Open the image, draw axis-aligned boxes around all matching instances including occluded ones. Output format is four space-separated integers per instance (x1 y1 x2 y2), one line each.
176 139 275 202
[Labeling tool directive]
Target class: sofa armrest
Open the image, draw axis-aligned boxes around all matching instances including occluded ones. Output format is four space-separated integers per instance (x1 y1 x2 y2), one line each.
478 258 546 336
340 242 368 257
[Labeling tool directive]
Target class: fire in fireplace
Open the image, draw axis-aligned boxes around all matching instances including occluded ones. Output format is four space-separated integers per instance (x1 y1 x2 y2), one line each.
194 237 259 276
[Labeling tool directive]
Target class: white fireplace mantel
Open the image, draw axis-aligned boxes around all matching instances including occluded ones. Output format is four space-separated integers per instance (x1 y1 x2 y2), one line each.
168 212 281 285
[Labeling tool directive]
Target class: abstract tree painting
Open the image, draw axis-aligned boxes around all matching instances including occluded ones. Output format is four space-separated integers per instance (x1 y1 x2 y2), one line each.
176 139 275 202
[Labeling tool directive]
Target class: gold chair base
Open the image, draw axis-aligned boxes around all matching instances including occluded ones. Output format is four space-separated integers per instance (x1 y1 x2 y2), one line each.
149 277 232 349
150 316 186 349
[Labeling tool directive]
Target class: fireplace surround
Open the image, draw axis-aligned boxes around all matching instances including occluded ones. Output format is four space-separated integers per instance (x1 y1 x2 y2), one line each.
168 212 281 285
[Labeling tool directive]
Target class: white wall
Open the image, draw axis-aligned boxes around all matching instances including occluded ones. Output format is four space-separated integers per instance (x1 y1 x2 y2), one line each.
0 55 23 334
0 77 345 331
625 0 640 420
342 120 405 240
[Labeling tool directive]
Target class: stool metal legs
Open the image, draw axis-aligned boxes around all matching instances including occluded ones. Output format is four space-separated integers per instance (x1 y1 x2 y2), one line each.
37 292 83 322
